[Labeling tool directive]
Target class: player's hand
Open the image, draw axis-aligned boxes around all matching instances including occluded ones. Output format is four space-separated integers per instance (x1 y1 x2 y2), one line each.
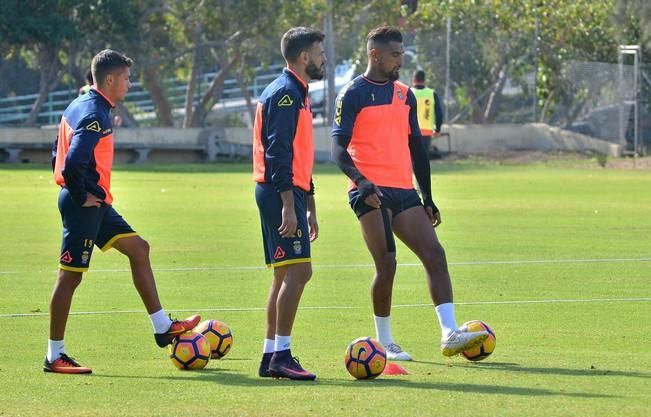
82 193 103 208
307 212 319 242
424 199 441 228
358 179 383 209
279 205 298 238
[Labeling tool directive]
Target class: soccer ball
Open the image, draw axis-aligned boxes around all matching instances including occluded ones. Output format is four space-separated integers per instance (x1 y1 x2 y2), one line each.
195 320 233 359
169 331 211 370
344 337 386 379
461 320 496 361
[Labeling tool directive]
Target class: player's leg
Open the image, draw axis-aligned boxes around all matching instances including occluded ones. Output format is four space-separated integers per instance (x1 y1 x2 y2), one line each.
351 188 411 360
256 184 315 379
274 262 312 337
45 269 91 374
359 209 397 317
259 267 285 377
45 188 98 374
111 235 161 313
392 203 488 356
267 262 315 380
98 207 200 348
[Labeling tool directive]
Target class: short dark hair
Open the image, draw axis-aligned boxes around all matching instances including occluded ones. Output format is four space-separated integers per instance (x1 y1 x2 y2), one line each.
413 69 425 83
280 27 325 62
367 26 403 45
85 69 93 85
91 49 132 86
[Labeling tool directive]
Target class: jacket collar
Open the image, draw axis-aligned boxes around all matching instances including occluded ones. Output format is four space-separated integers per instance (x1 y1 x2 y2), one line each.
90 86 116 108
284 67 309 92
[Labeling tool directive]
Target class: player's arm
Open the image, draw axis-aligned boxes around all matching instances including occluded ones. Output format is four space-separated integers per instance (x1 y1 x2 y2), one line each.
62 115 104 207
331 135 382 209
331 84 382 208
306 192 318 242
434 91 443 134
408 91 440 226
266 90 300 237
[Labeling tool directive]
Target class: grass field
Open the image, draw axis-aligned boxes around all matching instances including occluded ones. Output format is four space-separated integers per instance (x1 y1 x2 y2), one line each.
0 160 650 417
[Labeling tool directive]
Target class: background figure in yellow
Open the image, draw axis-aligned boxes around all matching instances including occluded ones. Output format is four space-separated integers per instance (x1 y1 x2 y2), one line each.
411 70 443 159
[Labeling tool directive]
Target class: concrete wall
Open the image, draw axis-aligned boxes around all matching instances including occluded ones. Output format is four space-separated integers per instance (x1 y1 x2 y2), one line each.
439 123 621 156
227 123 621 159
1 123 621 163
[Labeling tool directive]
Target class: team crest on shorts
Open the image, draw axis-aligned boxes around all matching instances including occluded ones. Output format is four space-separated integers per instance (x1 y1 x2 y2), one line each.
292 240 302 255
81 251 90 265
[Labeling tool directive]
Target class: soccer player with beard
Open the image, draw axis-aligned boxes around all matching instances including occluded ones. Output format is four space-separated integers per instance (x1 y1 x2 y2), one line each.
253 27 325 380
331 27 488 361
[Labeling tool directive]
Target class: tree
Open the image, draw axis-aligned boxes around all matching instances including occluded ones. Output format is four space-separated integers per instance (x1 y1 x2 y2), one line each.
0 0 79 126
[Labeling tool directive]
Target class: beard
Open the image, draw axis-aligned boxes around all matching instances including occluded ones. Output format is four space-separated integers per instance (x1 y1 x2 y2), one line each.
306 61 324 80
387 67 400 81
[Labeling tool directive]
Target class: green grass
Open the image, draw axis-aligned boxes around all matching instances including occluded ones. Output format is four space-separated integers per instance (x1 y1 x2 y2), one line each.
0 161 650 416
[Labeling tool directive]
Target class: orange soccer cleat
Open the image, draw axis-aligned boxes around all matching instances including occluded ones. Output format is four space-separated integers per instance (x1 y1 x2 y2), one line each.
154 314 201 347
43 354 92 374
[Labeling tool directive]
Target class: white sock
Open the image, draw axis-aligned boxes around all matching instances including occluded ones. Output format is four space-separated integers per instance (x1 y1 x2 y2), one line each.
47 339 65 362
435 303 458 339
274 335 291 352
149 309 173 334
263 338 275 354
374 315 394 346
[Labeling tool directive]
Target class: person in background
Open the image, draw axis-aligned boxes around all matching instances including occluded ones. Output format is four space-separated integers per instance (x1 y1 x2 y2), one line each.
411 69 443 159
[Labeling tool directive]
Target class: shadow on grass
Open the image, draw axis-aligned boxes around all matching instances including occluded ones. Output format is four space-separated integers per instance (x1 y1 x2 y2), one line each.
93 367 615 399
414 360 651 379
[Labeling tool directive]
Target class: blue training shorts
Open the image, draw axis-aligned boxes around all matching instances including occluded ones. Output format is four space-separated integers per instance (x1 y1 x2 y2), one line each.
255 183 311 268
58 187 136 272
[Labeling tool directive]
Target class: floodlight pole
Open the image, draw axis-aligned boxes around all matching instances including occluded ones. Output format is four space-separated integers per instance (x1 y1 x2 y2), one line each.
444 15 451 124
618 45 641 157
324 0 336 127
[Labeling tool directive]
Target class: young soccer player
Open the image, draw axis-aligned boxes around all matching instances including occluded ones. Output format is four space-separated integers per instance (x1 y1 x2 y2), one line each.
331 27 488 361
45 49 200 374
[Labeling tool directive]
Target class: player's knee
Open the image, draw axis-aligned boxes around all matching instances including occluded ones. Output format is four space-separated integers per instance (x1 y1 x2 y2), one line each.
285 263 312 285
57 270 83 289
130 237 150 260
300 263 313 284
425 243 447 270
376 255 397 279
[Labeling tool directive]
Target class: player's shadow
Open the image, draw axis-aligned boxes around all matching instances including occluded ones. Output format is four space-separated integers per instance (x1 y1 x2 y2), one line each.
411 360 651 379
94 367 615 399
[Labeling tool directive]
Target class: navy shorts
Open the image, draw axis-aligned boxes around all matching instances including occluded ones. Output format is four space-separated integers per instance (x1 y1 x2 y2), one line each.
58 187 136 272
255 183 311 268
348 186 422 253
348 186 422 219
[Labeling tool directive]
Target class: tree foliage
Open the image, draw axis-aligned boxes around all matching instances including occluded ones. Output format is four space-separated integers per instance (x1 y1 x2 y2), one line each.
1 0 648 127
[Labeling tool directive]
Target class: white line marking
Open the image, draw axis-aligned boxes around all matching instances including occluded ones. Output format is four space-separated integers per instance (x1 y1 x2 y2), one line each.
2 256 649 275
2 297 649 318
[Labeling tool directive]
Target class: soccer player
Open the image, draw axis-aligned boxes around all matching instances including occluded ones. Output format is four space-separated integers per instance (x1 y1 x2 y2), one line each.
45 50 200 374
253 27 325 380
331 27 488 361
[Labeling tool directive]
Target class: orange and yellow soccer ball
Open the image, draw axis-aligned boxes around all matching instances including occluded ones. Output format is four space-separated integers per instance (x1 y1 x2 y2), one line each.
169 331 211 370
344 337 387 379
195 320 233 359
461 320 496 361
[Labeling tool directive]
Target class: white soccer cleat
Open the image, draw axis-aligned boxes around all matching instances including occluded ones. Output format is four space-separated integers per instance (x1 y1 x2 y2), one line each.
383 342 413 361
440 328 489 357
